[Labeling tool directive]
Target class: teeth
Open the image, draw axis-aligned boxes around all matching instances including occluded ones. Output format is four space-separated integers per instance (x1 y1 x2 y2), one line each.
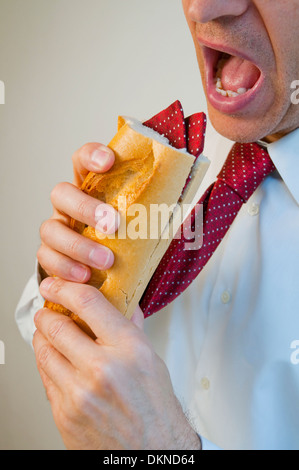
217 88 227 97
216 78 222 89
215 77 248 98
227 90 239 97
214 53 249 98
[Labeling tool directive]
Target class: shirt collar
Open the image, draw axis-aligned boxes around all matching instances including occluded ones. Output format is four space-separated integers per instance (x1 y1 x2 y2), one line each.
265 128 299 206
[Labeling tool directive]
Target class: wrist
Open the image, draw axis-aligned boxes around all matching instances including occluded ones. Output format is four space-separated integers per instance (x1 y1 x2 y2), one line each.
171 398 202 450
176 425 202 450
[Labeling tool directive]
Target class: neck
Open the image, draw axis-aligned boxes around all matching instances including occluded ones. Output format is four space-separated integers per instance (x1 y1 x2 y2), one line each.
263 132 286 143
264 122 299 143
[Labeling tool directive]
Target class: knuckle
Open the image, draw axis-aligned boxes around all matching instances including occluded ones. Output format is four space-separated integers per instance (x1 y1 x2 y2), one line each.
72 144 87 164
72 143 104 171
129 334 155 367
76 286 99 309
49 278 65 295
47 318 69 343
37 343 52 368
50 182 68 204
50 184 60 203
36 245 44 263
76 197 89 220
71 385 94 415
68 235 82 256
39 220 51 241
92 361 113 388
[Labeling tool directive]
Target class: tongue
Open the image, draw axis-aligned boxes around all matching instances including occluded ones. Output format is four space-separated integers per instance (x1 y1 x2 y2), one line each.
221 55 260 92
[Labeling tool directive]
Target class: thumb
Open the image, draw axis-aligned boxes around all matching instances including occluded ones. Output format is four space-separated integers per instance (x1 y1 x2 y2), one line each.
72 143 115 188
130 306 145 331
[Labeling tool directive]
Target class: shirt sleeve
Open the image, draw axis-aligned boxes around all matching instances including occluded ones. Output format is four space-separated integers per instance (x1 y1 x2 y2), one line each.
15 260 45 347
200 435 222 450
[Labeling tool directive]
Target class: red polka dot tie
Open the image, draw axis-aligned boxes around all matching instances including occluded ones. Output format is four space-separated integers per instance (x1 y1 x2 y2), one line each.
140 102 276 317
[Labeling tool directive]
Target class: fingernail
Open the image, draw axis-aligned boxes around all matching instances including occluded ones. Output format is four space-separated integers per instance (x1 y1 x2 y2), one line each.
95 204 120 235
89 246 114 269
40 277 55 291
71 265 89 282
91 148 113 171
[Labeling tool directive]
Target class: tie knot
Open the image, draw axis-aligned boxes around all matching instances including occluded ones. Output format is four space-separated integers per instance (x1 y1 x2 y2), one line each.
217 142 275 203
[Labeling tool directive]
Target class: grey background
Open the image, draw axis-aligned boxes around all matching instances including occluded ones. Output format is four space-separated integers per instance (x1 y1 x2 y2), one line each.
0 0 206 449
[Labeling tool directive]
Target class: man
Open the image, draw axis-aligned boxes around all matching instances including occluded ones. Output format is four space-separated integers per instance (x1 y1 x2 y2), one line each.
16 0 299 450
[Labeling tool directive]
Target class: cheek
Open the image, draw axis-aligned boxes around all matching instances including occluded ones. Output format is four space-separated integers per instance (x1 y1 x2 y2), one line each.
268 54 295 115
258 2 299 97
195 48 205 80
279 54 298 91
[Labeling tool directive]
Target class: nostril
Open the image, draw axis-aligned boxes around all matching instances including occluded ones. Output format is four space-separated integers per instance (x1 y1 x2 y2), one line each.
187 0 250 24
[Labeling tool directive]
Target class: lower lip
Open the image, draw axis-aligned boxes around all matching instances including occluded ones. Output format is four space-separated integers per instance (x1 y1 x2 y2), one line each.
203 46 265 114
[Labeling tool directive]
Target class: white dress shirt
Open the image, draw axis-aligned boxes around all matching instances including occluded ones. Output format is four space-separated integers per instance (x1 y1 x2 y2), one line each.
15 123 299 450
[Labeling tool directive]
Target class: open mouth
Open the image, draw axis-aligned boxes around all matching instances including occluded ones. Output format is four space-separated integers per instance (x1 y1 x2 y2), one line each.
213 51 261 98
199 41 265 114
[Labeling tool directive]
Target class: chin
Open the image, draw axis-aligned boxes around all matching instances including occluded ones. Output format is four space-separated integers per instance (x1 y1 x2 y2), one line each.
207 105 281 144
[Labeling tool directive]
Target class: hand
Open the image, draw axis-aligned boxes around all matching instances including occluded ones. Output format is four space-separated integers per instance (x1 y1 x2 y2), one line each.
37 143 119 282
33 277 201 450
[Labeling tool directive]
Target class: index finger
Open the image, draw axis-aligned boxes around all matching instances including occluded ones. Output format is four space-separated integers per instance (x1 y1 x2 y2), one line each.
72 142 115 187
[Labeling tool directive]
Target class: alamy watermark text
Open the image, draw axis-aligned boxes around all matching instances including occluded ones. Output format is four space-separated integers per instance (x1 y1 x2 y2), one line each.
291 80 299 104
290 340 299 365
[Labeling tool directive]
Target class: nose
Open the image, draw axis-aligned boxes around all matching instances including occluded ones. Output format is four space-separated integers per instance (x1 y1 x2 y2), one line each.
187 0 250 23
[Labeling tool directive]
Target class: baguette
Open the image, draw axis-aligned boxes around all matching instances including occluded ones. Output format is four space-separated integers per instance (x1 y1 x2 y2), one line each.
44 115 209 337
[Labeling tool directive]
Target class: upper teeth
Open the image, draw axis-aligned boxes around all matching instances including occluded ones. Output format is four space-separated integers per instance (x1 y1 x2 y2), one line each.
215 77 248 97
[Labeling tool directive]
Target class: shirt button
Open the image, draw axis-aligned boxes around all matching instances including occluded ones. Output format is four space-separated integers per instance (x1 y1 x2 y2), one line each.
248 203 260 216
200 377 210 390
221 290 231 304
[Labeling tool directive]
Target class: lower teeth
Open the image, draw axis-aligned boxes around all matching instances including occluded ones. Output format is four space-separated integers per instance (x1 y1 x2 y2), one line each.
215 77 248 97
215 54 249 97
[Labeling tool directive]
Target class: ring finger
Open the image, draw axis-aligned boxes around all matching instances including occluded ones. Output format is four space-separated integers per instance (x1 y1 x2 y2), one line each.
37 244 91 282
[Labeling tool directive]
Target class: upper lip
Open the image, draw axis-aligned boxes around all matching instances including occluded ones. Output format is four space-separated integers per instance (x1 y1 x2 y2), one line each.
197 35 262 73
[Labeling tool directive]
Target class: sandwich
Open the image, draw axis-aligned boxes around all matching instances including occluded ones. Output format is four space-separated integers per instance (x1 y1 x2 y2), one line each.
44 101 210 337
